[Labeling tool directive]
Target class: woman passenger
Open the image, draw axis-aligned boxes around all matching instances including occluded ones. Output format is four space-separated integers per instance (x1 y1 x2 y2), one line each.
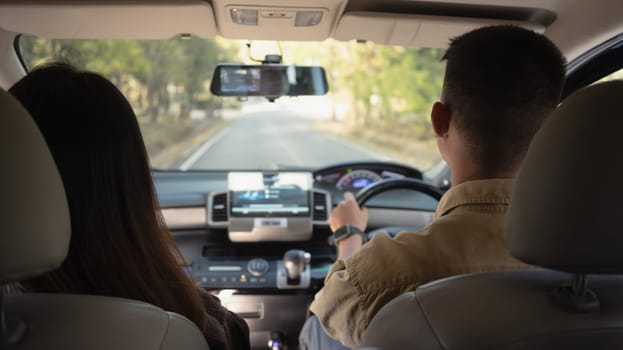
9 63 249 350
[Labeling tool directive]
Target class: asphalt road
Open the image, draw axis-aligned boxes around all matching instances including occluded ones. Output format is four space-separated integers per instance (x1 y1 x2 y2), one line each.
180 107 390 170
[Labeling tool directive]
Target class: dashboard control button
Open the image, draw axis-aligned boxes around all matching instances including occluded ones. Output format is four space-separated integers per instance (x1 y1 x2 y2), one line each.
247 258 270 276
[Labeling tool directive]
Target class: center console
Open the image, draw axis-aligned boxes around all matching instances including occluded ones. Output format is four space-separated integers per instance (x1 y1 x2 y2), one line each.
191 252 315 290
191 171 333 349
157 165 436 349
194 171 333 291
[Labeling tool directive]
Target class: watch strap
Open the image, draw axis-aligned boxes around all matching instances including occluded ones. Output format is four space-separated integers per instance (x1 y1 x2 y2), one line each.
332 224 367 244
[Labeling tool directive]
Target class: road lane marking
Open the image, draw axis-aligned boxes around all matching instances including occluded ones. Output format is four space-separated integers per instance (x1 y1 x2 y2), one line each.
179 127 231 170
278 139 305 166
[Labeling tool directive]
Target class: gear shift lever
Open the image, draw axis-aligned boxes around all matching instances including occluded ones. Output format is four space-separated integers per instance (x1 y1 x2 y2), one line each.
283 249 311 284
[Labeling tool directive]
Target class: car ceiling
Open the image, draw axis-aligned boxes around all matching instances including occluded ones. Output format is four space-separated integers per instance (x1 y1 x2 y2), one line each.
0 0 621 63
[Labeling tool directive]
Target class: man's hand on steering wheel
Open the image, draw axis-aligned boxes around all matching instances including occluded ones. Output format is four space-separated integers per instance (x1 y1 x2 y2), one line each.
330 192 368 232
330 180 444 260
330 192 368 260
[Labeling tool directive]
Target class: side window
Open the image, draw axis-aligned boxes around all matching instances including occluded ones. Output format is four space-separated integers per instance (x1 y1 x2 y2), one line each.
596 67 623 83
562 33 623 98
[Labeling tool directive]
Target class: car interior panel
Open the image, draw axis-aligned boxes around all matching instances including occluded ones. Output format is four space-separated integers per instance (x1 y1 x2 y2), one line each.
0 1 622 349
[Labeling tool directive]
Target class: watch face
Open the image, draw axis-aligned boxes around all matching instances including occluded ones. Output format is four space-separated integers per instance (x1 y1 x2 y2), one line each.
333 225 347 240
334 224 364 243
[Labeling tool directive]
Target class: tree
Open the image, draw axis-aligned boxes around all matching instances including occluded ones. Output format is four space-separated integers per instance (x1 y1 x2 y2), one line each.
17 35 444 141
18 35 240 121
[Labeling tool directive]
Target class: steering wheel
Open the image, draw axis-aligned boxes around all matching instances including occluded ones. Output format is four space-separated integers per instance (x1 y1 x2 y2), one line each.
354 178 445 240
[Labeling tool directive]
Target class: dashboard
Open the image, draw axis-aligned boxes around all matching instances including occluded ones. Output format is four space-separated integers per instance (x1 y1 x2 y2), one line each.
152 161 441 349
155 161 439 290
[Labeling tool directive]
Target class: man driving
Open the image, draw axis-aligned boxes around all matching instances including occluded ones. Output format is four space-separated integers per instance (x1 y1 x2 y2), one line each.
300 25 566 349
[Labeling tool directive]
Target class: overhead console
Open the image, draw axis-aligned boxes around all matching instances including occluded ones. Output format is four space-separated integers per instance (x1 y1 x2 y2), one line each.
226 171 316 242
211 0 348 41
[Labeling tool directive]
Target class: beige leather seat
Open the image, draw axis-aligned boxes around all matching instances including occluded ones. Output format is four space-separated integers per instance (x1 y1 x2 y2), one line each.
0 88 209 350
359 80 623 349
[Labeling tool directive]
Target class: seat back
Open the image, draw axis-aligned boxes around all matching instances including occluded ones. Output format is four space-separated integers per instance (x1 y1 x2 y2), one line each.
0 88 209 350
360 81 623 349
361 270 623 349
6 294 210 350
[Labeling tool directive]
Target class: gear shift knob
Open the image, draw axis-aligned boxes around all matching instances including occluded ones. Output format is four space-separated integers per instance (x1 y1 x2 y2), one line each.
283 249 311 281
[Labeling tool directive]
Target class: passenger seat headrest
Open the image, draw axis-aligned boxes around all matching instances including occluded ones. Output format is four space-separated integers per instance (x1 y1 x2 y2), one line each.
508 80 623 274
0 88 70 284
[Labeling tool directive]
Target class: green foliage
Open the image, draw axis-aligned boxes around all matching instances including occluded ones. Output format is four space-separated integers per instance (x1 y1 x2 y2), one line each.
18 35 239 121
18 36 444 142
279 40 445 141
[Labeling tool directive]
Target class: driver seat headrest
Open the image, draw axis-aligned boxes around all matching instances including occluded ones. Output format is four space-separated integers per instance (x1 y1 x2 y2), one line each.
507 80 623 274
0 88 70 284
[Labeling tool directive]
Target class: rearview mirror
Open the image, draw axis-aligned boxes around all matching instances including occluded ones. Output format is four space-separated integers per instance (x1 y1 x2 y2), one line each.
210 64 328 99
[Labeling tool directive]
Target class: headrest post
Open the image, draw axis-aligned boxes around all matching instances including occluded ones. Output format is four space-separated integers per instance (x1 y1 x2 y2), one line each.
0 287 27 347
550 273 600 313
572 273 588 296
0 290 5 333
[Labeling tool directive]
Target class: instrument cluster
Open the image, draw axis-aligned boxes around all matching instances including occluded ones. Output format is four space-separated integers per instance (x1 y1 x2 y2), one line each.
313 162 423 196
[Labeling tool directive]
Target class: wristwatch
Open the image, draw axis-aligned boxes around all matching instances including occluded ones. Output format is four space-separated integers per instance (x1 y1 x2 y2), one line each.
332 224 367 245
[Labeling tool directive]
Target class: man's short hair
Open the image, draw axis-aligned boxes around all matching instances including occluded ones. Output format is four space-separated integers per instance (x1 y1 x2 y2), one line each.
442 25 566 172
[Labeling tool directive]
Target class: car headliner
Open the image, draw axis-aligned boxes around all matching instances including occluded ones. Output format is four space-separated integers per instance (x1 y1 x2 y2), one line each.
0 0 622 88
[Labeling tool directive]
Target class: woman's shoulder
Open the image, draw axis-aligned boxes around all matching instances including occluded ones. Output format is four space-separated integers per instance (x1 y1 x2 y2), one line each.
197 288 251 350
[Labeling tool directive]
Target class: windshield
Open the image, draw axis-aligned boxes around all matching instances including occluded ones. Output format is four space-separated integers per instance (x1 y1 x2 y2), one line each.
18 36 445 171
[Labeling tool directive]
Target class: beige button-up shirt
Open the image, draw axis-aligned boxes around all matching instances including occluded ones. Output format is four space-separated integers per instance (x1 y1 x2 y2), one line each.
309 179 530 348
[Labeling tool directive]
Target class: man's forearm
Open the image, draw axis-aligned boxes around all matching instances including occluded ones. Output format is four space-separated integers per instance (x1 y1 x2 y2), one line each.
310 267 368 348
336 234 363 260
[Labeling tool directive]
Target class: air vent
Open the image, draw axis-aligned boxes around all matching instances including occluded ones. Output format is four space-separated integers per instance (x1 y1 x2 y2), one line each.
211 193 228 222
312 191 329 222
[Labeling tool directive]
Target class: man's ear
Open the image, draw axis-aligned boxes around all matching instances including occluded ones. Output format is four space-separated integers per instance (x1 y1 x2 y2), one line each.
431 101 451 137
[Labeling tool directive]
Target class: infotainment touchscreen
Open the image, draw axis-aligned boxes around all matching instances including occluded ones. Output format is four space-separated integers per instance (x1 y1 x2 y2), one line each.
228 172 312 217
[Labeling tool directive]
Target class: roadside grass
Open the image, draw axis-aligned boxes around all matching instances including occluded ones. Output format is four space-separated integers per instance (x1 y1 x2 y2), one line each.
139 117 231 169
315 120 442 171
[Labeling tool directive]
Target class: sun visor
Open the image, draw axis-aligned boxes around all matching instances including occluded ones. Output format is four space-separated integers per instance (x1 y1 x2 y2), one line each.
0 3 217 39
334 12 546 48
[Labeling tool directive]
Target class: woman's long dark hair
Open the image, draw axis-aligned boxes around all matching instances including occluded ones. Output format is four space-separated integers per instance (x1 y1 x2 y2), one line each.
9 63 209 333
